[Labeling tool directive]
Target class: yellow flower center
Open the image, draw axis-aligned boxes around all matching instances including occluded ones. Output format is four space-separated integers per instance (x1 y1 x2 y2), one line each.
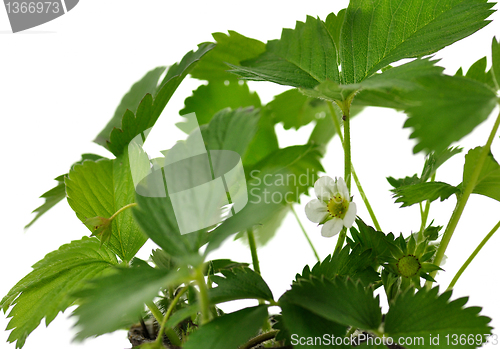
326 194 349 219
397 255 421 278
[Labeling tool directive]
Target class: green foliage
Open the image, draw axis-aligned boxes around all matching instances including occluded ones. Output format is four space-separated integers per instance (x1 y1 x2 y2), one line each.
208 267 274 304
463 146 500 202
391 181 459 207
404 75 497 153
385 287 492 348
177 80 261 133
65 152 147 261
94 66 166 147
190 31 265 82
491 37 500 89
340 0 494 84
280 276 382 331
229 16 338 88
1 237 118 348
72 260 190 340
205 144 323 254
182 305 269 349
25 153 105 229
106 43 214 156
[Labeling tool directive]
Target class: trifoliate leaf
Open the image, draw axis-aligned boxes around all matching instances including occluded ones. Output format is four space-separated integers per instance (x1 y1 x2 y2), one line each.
385 287 492 348
265 88 330 130
25 154 105 229
190 31 265 82
176 81 261 133
208 267 273 304
205 144 323 255
463 146 500 202
72 261 190 340
280 276 382 331
403 75 497 154
340 0 494 84
392 181 459 207
182 305 269 349
1 237 118 348
229 16 339 88
279 302 348 348
65 151 147 262
94 66 166 147
106 43 214 156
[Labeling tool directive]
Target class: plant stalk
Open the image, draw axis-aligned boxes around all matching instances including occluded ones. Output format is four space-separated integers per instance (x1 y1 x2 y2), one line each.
194 268 212 324
155 288 187 346
328 102 382 232
447 220 500 290
110 202 137 220
239 330 279 349
426 111 500 288
290 204 320 262
247 229 261 275
418 173 435 242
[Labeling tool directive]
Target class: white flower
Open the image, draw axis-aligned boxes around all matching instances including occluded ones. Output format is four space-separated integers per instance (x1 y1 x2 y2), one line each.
305 176 357 238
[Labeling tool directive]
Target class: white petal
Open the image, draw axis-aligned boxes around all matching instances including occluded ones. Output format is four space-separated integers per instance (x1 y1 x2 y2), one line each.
321 218 343 237
336 177 350 199
343 202 357 228
305 199 328 223
314 176 336 202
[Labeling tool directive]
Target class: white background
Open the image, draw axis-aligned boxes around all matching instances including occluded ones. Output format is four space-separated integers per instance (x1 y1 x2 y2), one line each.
1 1 500 348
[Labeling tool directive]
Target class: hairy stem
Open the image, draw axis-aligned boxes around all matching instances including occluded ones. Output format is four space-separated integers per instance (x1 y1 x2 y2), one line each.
426 111 500 288
247 229 261 275
329 102 382 232
239 330 279 349
194 268 212 324
447 220 500 290
290 204 320 262
156 288 187 346
418 173 435 242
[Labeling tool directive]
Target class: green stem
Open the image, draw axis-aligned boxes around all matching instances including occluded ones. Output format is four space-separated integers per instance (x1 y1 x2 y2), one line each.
155 288 187 346
247 229 261 275
447 220 500 291
329 102 382 232
290 204 320 262
418 173 435 242
109 202 138 220
346 327 358 338
239 330 279 349
146 301 163 323
194 268 212 324
426 111 500 288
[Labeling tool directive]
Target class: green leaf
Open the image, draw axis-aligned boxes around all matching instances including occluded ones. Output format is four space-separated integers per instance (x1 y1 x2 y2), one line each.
463 56 496 89
133 194 205 261
65 151 147 261
242 112 279 167
205 259 249 275
201 107 260 158
208 267 273 304
348 218 395 265
106 43 214 156
463 146 500 202
190 31 265 82
299 245 380 286
421 147 463 183
403 75 497 153
392 181 459 207
183 305 269 349
229 16 339 88
280 276 382 331
265 88 330 130
385 287 492 348
340 0 494 84
25 154 105 229
324 9 346 64
205 144 323 255
176 81 261 133
302 58 444 102
491 37 500 90
1 237 118 348
387 175 421 189
72 261 190 340
279 302 348 348
94 66 166 147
